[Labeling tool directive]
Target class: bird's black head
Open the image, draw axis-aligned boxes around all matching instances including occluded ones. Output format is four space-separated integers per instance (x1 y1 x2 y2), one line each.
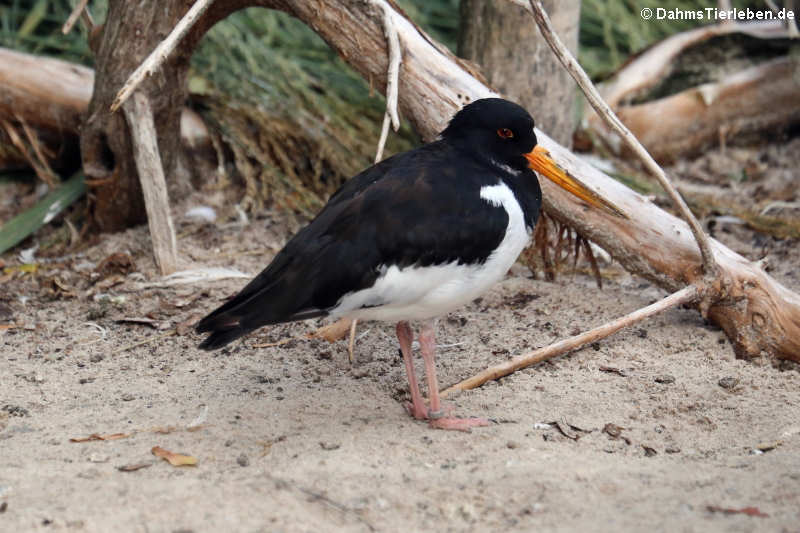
440 98 628 218
441 98 537 173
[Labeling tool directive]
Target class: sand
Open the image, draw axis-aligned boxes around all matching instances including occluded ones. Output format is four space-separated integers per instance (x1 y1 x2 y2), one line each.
1 149 799 532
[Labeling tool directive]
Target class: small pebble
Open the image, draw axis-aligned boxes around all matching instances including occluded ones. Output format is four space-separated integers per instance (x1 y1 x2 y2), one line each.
2 405 29 417
90 354 104 363
350 366 370 379
506 441 519 449
665 447 681 454
655 375 675 384
718 377 739 389
319 441 340 451
236 454 249 467
121 393 135 402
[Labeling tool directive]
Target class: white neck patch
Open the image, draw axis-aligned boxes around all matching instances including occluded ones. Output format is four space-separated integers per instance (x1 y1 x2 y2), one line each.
489 158 521 176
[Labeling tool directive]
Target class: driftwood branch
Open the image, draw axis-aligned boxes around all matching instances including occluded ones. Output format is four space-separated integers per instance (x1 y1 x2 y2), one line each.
256 0 799 362
62 0 90 35
0 48 92 134
121 93 178 275
527 0 717 278
442 285 699 396
373 0 402 163
586 22 799 162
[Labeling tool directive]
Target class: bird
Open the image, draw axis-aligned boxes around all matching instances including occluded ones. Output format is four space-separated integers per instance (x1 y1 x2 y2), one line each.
197 98 624 431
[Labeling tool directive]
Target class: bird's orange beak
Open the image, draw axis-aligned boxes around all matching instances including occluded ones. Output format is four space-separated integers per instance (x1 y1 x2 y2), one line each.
525 145 627 218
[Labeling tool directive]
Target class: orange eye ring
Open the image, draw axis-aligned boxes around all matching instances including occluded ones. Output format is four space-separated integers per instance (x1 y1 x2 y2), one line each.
497 128 514 139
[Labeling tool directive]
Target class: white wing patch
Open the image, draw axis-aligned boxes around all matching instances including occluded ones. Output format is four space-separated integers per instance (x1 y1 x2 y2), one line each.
331 181 532 322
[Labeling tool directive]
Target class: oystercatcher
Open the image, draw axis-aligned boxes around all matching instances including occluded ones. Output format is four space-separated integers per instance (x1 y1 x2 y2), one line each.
197 98 623 430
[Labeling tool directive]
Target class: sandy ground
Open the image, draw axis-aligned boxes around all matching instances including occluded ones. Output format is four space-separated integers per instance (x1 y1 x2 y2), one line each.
2 149 800 532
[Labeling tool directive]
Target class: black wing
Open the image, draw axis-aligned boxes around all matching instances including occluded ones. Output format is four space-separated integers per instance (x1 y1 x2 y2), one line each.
196 141 511 349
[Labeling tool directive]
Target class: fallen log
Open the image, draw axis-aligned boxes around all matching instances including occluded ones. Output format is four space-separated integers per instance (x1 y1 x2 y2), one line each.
0 47 211 174
587 21 800 162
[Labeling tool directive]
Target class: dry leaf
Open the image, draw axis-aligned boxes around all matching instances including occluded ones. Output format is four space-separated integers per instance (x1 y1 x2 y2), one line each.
95 252 135 277
115 317 170 330
95 274 126 290
151 446 197 466
598 365 627 377
176 313 204 336
150 426 178 435
308 318 353 343
69 432 130 443
707 505 769 517
754 441 781 452
117 463 152 472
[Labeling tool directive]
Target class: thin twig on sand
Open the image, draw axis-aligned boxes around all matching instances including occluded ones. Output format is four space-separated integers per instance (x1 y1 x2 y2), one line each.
441 285 698 396
525 0 717 277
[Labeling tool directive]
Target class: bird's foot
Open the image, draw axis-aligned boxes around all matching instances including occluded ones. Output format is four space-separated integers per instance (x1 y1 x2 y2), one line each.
404 401 454 420
404 402 488 431
428 410 489 432
404 401 429 421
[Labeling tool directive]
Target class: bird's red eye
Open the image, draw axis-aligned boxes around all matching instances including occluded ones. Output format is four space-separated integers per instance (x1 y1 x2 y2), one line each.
497 128 514 139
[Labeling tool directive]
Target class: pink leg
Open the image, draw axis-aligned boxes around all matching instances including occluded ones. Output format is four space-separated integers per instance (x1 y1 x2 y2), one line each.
396 321 427 420
418 320 489 432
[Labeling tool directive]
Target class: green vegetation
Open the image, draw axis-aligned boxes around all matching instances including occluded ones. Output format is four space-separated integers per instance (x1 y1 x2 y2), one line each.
0 0 768 214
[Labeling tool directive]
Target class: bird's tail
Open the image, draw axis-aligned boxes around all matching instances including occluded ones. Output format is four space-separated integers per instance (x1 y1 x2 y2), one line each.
195 261 326 350
195 311 255 350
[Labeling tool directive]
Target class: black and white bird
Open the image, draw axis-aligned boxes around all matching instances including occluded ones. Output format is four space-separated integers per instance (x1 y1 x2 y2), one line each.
197 98 623 431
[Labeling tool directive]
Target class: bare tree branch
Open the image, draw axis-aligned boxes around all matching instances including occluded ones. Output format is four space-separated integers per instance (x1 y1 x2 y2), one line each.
62 0 90 35
526 0 718 278
373 0 402 162
110 0 215 113
122 93 178 275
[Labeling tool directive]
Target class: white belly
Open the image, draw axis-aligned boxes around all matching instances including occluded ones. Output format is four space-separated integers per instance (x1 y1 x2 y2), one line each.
330 182 531 322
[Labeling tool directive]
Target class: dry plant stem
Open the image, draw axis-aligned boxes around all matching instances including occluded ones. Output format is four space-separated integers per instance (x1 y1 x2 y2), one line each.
17 115 58 186
527 0 717 277
1 119 57 186
441 285 698 396
122 93 178 275
348 318 358 364
62 0 90 34
109 0 215 113
375 114 391 163
373 1 402 162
